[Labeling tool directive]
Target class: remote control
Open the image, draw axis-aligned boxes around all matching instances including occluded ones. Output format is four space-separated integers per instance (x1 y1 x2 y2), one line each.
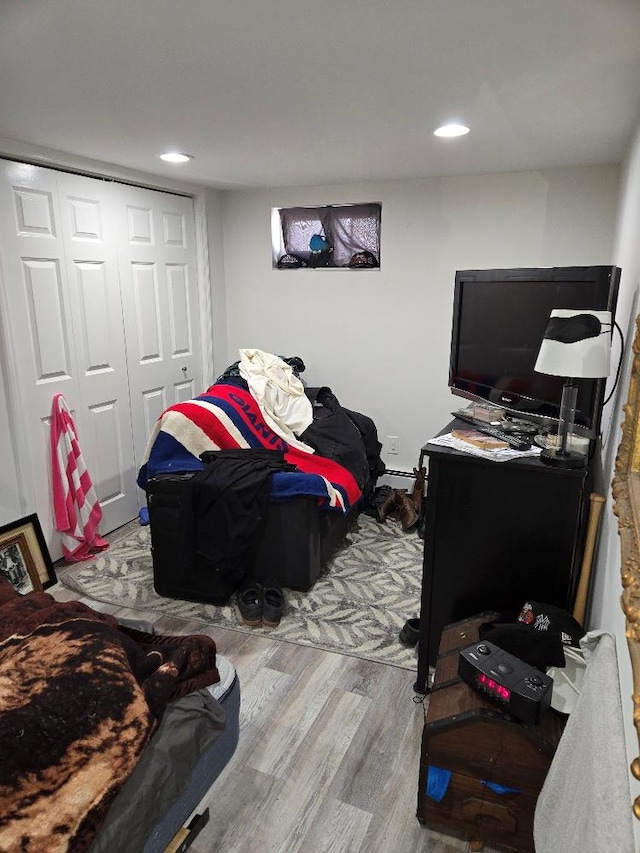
451 411 532 450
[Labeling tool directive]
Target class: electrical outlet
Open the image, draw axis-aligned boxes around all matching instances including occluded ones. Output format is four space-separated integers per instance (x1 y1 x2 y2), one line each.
388 435 399 455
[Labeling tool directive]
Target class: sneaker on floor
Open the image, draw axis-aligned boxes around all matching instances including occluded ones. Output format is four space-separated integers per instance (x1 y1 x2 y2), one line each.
237 580 262 627
261 576 285 628
399 617 420 646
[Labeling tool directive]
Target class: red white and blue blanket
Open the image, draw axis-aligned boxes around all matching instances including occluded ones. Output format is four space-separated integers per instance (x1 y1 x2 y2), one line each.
137 383 362 513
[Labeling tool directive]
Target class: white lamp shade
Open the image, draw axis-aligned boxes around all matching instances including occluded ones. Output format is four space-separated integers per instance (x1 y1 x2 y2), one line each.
534 309 612 378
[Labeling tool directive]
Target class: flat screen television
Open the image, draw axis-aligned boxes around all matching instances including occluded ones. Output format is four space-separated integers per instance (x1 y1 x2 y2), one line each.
449 266 621 438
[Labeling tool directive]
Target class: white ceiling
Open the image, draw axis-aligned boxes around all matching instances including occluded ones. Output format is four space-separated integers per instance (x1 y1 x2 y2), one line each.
1 0 640 190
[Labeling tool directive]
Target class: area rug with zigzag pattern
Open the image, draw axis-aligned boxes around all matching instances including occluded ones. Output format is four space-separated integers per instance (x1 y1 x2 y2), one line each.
58 513 423 670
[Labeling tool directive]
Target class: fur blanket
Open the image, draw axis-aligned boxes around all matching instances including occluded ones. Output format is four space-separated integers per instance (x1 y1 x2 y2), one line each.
0 580 219 852
137 382 362 513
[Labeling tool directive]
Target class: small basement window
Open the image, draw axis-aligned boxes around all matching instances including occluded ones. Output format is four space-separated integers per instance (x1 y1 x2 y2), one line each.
272 203 381 269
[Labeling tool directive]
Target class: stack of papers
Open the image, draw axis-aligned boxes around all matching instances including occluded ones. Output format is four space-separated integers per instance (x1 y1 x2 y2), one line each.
427 431 542 462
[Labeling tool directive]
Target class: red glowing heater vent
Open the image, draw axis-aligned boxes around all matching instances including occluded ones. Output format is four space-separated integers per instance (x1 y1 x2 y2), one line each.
477 673 511 701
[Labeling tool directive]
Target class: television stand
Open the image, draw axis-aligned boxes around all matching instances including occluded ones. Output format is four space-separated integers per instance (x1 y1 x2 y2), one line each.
414 420 594 694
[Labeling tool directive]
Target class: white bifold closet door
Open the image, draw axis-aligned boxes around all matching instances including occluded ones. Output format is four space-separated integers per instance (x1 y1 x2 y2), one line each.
0 159 202 556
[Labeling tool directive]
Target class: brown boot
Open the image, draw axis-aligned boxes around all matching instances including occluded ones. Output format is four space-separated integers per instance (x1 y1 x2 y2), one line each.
395 489 418 531
410 467 426 514
376 488 398 523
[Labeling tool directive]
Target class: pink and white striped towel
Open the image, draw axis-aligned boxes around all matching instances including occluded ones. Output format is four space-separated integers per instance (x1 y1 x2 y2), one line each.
50 393 108 562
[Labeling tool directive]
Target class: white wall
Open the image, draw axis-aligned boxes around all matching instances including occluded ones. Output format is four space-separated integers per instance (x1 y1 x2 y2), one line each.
218 166 619 472
590 118 640 842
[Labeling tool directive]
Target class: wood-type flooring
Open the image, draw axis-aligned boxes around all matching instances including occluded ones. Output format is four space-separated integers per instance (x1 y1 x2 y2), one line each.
50 522 495 853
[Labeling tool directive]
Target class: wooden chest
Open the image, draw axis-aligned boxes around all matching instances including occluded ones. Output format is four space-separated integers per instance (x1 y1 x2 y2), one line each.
417 614 565 852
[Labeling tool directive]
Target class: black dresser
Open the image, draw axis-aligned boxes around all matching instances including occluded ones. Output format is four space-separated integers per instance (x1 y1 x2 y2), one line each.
415 421 594 693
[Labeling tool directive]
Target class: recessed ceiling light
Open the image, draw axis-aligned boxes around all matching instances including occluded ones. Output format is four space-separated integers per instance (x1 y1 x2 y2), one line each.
433 123 470 138
159 152 193 164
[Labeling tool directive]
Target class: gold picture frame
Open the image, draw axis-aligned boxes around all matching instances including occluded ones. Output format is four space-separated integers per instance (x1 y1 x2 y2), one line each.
0 514 56 594
613 313 640 819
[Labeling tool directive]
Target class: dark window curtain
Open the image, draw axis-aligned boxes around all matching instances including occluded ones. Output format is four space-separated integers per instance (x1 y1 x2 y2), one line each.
279 204 381 267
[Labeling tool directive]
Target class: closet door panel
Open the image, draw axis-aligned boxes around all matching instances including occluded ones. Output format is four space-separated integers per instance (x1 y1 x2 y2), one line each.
87 399 128 504
119 187 202 472
58 173 139 533
141 387 168 441
23 258 72 380
131 262 163 361
167 263 191 354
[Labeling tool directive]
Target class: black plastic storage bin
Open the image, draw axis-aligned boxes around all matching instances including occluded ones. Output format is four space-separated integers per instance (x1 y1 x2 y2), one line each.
146 472 354 602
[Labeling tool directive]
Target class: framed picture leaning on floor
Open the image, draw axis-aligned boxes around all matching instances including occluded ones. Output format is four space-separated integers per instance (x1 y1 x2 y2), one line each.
0 514 56 594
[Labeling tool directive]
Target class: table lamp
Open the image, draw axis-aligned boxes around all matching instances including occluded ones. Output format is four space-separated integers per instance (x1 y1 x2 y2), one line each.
534 309 612 468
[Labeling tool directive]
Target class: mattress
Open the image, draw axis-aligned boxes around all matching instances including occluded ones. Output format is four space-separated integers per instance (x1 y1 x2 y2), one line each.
89 656 240 853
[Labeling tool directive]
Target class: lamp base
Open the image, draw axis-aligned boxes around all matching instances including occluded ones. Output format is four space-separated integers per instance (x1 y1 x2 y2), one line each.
540 447 586 469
